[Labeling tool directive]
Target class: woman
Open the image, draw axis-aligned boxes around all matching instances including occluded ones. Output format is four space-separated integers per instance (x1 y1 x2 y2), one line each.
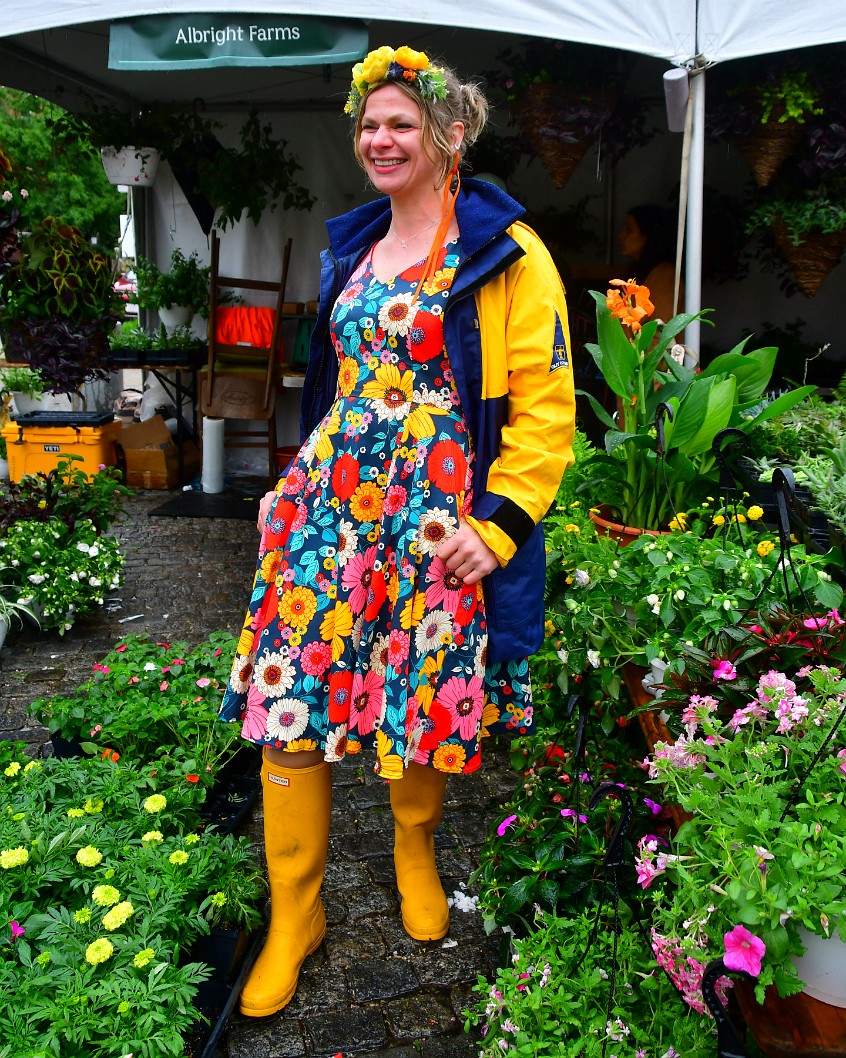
618 204 680 327
219 44 576 1018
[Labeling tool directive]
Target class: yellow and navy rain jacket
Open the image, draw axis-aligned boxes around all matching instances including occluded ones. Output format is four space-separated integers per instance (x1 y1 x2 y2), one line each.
301 178 575 662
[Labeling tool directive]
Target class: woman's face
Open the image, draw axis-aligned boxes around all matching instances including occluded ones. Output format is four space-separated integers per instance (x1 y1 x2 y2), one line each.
619 214 647 261
357 84 441 202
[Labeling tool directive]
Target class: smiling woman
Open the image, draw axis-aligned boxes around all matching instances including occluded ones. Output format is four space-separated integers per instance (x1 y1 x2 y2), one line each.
217 42 577 1019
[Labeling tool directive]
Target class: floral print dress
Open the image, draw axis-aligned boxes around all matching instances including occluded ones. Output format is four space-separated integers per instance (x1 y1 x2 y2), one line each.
219 240 533 777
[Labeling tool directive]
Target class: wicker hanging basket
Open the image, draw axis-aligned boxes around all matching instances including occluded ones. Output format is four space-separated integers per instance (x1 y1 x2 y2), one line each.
511 84 598 189
771 220 846 298
734 113 804 188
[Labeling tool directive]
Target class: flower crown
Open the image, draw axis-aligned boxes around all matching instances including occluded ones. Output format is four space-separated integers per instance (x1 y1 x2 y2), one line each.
345 46 448 116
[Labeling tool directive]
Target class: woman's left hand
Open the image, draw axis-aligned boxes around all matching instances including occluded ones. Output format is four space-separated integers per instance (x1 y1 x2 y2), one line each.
437 519 499 585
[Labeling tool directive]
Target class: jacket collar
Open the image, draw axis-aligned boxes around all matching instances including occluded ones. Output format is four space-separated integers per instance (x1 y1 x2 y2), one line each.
325 177 526 262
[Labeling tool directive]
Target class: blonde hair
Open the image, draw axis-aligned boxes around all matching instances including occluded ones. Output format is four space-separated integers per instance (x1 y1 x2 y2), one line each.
352 60 489 186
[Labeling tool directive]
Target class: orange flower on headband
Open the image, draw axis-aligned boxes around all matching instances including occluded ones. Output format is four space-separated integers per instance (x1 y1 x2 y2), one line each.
606 278 655 333
345 46 447 115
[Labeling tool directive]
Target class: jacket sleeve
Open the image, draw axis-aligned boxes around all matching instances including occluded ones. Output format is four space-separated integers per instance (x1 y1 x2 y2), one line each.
471 224 576 564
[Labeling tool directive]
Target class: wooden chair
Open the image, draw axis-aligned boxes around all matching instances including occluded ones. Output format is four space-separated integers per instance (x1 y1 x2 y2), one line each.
200 229 293 485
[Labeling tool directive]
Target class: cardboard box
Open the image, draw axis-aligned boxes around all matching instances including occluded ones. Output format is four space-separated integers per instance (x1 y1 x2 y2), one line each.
117 415 199 490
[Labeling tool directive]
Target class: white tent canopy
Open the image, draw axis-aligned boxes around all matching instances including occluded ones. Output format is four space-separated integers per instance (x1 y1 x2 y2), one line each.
4 0 846 65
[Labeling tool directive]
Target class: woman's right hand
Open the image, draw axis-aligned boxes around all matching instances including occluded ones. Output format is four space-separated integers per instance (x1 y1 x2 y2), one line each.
257 490 278 532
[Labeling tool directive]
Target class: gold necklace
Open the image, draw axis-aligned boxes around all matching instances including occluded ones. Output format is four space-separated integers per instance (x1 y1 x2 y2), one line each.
389 218 437 248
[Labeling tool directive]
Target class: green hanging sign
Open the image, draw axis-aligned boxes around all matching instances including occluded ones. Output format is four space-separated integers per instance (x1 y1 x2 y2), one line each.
109 15 367 70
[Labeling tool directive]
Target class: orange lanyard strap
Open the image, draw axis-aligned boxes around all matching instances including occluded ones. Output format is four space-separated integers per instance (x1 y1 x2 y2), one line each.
412 154 461 305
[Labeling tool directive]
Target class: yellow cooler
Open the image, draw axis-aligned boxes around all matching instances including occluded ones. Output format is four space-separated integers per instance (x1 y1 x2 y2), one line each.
2 412 123 482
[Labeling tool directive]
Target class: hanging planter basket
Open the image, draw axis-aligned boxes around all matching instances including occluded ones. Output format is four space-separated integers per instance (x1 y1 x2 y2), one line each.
734 112 804 188
771 220 846 298
100 146 161 186
511 84 598 189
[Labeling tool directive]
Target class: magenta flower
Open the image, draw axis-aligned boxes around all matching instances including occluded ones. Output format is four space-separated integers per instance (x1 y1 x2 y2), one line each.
723 924 766 976
560 808 588 823
10 921 25 940
115 643 128 653
713 660 737 681
644 797 663 815
496 815 517 837
196 677 211 688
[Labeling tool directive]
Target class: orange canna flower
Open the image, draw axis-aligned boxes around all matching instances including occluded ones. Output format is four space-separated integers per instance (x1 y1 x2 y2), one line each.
606 278 655 332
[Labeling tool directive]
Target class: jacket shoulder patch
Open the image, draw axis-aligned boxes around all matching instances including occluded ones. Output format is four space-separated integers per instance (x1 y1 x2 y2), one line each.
549 312 569 373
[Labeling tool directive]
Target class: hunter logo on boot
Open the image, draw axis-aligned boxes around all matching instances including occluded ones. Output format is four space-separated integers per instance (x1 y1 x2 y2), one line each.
267 773 290 787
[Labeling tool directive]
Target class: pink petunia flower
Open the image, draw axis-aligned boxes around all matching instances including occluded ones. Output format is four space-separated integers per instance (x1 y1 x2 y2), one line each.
723 924 766 976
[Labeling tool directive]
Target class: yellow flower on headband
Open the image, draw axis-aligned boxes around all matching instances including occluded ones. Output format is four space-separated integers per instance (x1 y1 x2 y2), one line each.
394 46 429 71
361 46 395 85
345 44 446 116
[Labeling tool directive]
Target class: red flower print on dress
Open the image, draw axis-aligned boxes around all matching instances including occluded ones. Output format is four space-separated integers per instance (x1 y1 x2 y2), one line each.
328 670 354 723
265 499 298 549
427 439 467 494
437 674 485 741
387 628 410 668
282 465 306 495
332 452 360 503
341 545 379 614
350 669 386 735
417 698 453 751
242 684 270 741
364 567 388 622
425 556 465 612
454 585 479 627
300 640 332 678
384 484 408 516
406 309 443 362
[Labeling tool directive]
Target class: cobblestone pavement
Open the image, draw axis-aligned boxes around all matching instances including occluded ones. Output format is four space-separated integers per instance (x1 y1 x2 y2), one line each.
1 488 516 1058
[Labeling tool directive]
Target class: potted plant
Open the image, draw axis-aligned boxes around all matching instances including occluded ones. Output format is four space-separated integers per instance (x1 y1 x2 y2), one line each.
109 320 205 367
487 39 655 189
0 217 120 398
0 751 266 1057
641 635 846 1054
579 278 816 533
0 568 37 648
132 247 211 328
193 106 315 229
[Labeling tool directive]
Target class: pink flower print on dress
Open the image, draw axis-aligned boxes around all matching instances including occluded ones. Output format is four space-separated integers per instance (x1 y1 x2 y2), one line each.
350 669 385 735
241 684 270 742
438 674 484 741
424 556 465 612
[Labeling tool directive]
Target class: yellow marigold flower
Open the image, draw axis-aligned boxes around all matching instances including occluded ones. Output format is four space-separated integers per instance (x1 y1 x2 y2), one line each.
712 515 726 526
747 505 764 520
4 762 21 776
1 846 30 868
185 833 201 846
85 938 114 965
102 901 134 930
733 513 747 523
74 907 92 924
83 798 104 815
76 846 102 867
117 1001 131 1015
142 830 163 844
92 885 121 907
169 850 189 865
143 794 167 814
23 760 41 772
134 947 155 968
564 524 581 534
544 619 555 636
210 891 227 908
668 512 688 531
67 807 85 818
757 540 776 557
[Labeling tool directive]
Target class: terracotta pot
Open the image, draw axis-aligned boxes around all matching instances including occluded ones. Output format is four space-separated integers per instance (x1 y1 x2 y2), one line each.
735 978 846 1057
588 506 670 546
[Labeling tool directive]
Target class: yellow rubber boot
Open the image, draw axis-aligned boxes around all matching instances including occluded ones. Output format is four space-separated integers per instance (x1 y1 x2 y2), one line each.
238 753 332 1017
390 763 450 941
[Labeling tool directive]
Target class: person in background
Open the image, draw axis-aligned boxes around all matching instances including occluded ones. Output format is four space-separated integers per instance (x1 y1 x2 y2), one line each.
219 44 576 1018
618 203 681 328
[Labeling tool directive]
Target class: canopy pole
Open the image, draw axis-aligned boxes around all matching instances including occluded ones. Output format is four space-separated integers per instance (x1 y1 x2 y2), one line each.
684 62 706 358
